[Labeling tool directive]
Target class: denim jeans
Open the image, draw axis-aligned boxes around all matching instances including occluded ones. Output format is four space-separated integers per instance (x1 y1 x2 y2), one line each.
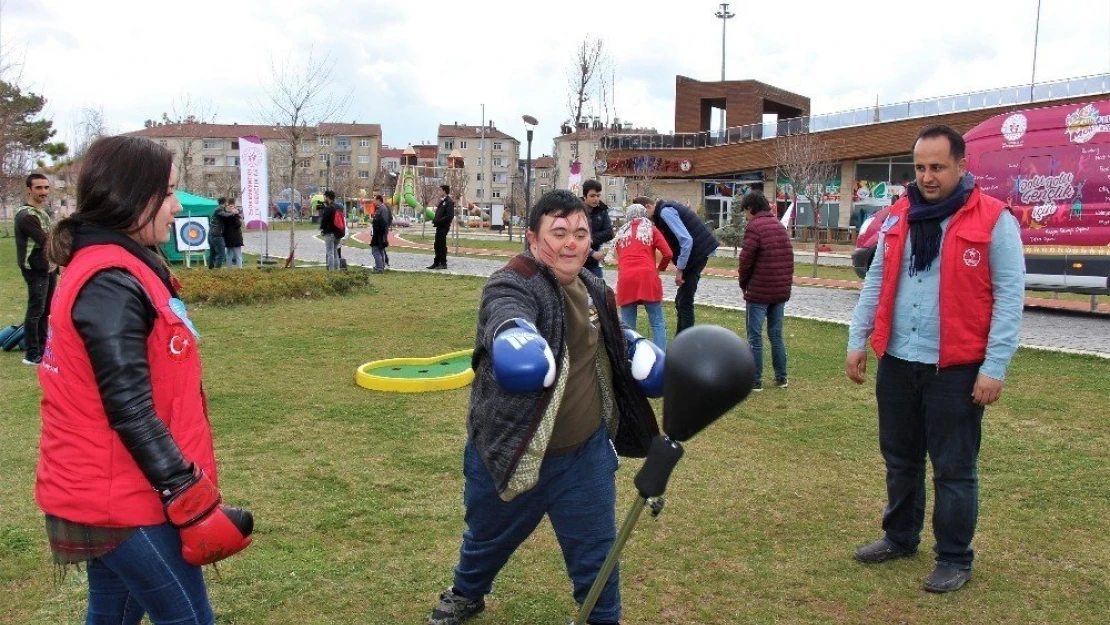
323 233 340 270
620 302 667 351
875 355 984 569
207 236 225 269
372 246 387 271
675 255 708 335
452 425 621 623
86 524 214 625
225 247 243 268
585 262 604 280
22 269 56 362
745 301 787 385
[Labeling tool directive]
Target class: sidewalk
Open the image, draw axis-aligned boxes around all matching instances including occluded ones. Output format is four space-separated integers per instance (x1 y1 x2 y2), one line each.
358 230 1109 315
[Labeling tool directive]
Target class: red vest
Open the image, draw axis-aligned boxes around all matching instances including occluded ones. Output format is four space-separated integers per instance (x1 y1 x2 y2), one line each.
870 188 1006 368
35 245 216 527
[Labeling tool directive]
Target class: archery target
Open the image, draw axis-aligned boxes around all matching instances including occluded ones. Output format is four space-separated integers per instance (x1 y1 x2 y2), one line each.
175 217 210 251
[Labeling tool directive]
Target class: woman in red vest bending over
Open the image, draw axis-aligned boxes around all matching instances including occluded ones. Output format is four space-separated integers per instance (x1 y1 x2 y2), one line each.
36 136 253 625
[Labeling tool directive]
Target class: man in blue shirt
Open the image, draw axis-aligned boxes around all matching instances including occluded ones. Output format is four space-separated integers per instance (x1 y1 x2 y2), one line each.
637 196 719 334
846 125 1024 593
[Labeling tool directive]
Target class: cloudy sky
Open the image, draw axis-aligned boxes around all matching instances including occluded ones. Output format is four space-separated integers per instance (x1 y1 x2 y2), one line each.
3 0 1109 159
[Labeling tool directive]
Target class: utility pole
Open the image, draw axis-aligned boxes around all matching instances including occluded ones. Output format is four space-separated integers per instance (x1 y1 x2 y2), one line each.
715 2 735 141
1030 0 1042 102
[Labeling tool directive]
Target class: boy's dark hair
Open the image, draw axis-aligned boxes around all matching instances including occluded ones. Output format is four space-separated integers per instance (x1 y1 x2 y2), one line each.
915 124 966 161
26 173 48 188
325 190 336 201
582 179 602 196
440 184 450 194
217 197 228 205
528 189 587 234
740 191 771 214
631 196 654 209
375 194 383 202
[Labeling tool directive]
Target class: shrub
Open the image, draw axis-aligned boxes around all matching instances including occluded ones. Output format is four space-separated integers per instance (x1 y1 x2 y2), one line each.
178 268 372 306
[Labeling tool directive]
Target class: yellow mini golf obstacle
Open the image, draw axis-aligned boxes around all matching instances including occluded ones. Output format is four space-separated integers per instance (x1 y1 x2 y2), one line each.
355 350 475 393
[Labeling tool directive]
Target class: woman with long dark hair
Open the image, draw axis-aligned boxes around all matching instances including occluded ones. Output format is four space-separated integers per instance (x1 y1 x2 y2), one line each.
36 135 253 624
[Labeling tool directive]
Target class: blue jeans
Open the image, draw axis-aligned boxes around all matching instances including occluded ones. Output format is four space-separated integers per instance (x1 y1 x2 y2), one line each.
207 236 225 269
675 255 708 334
225 247 243 268
372 246 387 271
323 233 341 270
86 524 214 625
875 355 984 569
585 262 604 280
452 425 621 623
620 302 667 351
745 301 787 385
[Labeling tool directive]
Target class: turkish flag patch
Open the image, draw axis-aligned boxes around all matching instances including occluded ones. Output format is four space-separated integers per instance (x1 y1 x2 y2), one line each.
168 328 193 362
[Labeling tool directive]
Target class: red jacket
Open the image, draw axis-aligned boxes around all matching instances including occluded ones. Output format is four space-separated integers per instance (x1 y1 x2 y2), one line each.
870 188 1006 367
738 212 794 304
613 218 672 307
36 245 216 527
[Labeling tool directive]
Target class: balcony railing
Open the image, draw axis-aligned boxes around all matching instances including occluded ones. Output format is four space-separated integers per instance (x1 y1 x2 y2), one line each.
599 73 1110 151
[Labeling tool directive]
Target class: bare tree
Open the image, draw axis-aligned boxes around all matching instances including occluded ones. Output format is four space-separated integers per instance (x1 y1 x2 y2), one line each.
256 50 349 266
774 132 838 277
155 96 217 194
566 36 607 161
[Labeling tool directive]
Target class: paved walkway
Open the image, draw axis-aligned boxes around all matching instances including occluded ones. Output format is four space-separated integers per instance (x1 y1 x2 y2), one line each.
243 228 1110 358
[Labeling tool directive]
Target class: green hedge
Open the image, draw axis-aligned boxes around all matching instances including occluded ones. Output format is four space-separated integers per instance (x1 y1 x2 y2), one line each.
178 268 372 306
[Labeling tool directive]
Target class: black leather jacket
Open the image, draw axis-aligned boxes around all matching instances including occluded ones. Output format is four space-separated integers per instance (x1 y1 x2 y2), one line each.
69 226 194 494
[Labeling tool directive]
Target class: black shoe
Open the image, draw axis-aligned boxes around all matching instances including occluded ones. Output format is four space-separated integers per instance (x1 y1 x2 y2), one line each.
427 587 484 625
854 537 917 563
426 263 440 270
775 378 789 388
924 564 972 593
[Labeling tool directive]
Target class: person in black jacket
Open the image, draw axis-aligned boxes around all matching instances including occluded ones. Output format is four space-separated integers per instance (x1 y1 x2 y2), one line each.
371 198 391 273
14 173 57 365
319 190 345 270
429 185 455 270
582 179 613 280
221 200 245 268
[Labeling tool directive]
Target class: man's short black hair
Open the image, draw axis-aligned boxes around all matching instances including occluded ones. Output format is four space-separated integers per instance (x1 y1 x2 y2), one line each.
26 173 48 188
375 194 384 202
582 179 602 196
528 189 587 234
915 124 966 161
218 197 228 205
325 190 336 201
740 191 771 214
440 184 450 194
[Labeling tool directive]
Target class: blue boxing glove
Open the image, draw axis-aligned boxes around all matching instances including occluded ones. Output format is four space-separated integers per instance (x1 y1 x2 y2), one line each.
623 329 665 398
492 318 556 393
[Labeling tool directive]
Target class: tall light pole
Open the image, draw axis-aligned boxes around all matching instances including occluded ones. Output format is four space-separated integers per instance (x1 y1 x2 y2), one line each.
1030 0 1042 102
715 2 735 140
522 115 538 252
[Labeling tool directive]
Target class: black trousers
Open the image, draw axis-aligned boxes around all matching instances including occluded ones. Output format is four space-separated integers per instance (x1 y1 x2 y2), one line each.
433 227 449 266
675 255 708 334
22 269 57 361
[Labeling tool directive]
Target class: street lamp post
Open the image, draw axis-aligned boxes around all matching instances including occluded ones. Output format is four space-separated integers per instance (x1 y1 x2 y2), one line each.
714 3 735 140
522 114 538 252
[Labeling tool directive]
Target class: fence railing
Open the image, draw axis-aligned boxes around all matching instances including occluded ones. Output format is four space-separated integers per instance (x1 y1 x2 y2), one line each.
599 73 1110 151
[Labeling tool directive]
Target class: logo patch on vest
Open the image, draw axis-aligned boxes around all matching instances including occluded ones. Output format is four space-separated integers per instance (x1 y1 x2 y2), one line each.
168 329 193 362
880 215 900 233
168 298 200 338
963 248 982 267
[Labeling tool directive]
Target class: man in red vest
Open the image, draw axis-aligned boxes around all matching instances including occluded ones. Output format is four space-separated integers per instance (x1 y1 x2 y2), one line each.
846 124 1024 593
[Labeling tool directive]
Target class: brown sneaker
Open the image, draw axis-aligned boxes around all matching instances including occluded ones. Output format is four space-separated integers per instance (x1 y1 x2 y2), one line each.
427 587 485 625
924 564 972 592
853 537 917 563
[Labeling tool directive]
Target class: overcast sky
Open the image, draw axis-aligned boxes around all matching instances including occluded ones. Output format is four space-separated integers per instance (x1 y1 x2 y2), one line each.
3 0 1109 159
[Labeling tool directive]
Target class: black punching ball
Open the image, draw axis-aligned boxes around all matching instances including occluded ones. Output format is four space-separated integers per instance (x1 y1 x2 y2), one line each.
663 325 756 441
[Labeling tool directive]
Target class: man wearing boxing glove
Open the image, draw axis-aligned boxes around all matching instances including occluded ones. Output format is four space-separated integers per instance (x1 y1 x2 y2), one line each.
428 190 660 625
34 136 251 624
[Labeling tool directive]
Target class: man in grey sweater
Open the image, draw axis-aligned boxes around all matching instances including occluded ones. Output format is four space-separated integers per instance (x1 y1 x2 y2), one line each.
427 190 660 625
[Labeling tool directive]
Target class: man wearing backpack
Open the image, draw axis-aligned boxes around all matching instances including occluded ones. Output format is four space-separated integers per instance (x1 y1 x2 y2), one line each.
319 190 346 270
15 174 57 365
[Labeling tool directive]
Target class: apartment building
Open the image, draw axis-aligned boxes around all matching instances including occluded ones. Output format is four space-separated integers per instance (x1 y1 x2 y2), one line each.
437 122 519 206
552 124 656 208
518 155 555 203
128 122 382 200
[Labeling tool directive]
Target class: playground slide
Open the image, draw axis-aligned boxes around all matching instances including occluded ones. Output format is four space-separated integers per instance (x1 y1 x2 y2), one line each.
392 167 421 212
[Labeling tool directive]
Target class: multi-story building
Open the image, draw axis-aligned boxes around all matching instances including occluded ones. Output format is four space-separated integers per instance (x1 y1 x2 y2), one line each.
551 123 656 209
437 122 519 207
518 155 556 205
128 122 382 201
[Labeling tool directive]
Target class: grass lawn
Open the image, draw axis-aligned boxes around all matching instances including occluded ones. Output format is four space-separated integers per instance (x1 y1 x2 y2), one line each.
1 235 1108 624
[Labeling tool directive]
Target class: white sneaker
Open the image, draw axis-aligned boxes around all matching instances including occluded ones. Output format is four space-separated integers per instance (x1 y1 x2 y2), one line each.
22 358 41 366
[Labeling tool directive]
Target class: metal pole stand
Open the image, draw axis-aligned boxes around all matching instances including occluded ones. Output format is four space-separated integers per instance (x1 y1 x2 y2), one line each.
571 436 684 625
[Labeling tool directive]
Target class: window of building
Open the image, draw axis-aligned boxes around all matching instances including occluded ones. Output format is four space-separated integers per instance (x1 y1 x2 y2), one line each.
299 142 312 153
477 157 484 167
281 175 290 185
299 158 311 168
493 157 504 167
460 141 467 149
358 170 370 179
359 138 371 147
540 170 549 178
231 140 239 150
203 157 217 166
476 173 483 181
358 154 369 163
158 140 168 147
336 139 351 150
319 154 330 163
492 191 501 198
608 193 617 203
337 155 351 164
318 137 330 146
228 156 240 166
319 170 327 179
493 142 502 150
493 172 507 183
203 140 221 150
438 155 447 166
476 188 484 198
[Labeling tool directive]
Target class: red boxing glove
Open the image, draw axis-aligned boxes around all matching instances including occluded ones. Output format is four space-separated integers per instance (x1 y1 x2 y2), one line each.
163 466 253 566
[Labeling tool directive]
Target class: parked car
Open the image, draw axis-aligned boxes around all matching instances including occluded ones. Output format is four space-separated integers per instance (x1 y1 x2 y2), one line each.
853 98 1110 295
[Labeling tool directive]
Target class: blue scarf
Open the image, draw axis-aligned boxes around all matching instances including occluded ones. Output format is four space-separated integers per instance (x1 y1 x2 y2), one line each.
905 173 975 275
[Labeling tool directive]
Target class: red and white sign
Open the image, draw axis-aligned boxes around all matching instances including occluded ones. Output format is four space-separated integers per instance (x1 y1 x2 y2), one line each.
239 135 269 230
